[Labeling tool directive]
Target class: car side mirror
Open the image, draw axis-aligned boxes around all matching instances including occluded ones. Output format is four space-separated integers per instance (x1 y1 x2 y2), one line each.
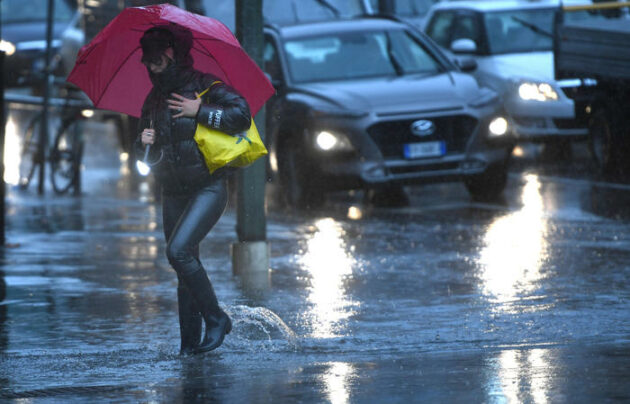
265 72 284 90
455 57 477 72
450 38 477 54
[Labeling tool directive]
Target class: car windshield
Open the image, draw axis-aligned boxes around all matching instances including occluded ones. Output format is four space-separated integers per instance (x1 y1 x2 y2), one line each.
484 8 556 54
1 0 75 23
484 6 617 54
284 29 443 83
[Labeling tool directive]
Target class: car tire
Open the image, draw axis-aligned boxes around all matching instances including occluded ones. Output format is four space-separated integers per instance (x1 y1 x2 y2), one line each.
464 162 508 201
589 108 617 176
365 185 409 207
278 139 325 209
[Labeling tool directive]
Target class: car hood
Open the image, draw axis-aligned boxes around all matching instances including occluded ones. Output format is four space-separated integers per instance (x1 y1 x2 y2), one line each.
293 72 481 114
478 52 553 82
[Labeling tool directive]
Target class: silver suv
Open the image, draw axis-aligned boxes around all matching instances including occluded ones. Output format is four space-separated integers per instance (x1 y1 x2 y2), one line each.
423 0 589 144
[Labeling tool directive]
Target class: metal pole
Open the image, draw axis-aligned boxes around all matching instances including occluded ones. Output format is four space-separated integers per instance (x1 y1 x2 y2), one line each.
0 51 6 245
38 0 55 195
232 0 269 275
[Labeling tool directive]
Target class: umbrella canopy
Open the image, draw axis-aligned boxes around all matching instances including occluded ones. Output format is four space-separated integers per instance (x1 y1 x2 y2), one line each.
67 3 274 117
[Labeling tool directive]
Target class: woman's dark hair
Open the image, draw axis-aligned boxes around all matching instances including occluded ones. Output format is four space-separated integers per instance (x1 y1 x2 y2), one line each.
140 24 193 67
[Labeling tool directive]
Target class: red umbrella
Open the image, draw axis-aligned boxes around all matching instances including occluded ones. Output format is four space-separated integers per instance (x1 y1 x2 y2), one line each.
67 3 274 118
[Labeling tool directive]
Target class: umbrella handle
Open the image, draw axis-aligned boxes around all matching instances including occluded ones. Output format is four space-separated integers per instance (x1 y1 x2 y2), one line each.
142 145 163 166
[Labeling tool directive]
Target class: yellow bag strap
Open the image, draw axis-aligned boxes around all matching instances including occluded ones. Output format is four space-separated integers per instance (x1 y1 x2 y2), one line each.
196 80 254 145
197 80 223 99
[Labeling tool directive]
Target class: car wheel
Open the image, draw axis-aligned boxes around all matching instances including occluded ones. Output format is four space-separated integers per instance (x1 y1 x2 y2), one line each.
278 139 325 209
464 163 508 201
589 108 615 175
366 185 409 207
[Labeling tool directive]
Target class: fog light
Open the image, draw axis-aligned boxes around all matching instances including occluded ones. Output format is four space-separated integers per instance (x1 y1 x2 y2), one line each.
489 117 508 136
81 109 94 118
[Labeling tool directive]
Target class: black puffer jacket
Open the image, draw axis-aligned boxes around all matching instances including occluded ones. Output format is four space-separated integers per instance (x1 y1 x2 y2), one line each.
136 68 251 195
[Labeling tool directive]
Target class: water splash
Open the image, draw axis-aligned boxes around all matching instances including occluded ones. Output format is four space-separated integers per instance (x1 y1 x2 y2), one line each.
226 305 300 352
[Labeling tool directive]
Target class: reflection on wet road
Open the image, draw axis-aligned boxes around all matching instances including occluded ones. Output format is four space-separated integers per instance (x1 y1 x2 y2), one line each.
478 174 549 307
300 218 356 338
0 126 629 402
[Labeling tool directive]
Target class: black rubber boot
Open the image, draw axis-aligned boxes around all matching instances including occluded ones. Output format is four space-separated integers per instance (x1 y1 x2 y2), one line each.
181 269 232 354
177 284 202 355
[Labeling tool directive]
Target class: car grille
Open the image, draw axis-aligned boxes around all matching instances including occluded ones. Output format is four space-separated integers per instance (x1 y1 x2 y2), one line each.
367 115 477 159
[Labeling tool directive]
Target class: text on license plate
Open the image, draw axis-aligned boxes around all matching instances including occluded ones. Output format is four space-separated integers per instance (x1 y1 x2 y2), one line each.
403 141 446 159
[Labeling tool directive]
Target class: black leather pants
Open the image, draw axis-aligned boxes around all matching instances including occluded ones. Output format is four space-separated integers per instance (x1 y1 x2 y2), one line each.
162 177 228 352
162 177 228 277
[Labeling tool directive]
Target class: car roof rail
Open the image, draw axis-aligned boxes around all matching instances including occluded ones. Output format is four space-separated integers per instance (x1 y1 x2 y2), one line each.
358 12 405 22
356 13 423 32
355 13 413 27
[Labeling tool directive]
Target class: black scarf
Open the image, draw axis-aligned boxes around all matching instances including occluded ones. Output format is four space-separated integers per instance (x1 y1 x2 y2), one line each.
148 62 194 95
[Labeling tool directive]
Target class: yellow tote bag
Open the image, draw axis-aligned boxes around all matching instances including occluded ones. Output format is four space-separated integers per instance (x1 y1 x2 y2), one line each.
194 83 268 174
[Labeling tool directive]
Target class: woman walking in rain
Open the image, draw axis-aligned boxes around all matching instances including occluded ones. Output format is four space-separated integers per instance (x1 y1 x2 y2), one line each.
137 24 251 355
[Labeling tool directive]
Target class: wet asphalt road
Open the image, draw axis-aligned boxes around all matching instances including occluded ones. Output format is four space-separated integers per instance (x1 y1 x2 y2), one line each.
0 113 629 402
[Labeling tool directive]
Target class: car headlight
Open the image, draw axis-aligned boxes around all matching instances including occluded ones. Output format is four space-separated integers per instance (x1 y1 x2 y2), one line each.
489 117 509 136
0 40 16 56
518 82 558 101
314 131 353 152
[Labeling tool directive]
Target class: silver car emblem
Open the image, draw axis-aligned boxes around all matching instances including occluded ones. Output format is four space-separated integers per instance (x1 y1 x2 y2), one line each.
411 120 436 137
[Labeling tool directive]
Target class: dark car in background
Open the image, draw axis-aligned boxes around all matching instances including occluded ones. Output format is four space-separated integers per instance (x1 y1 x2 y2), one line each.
1 0 82 88
199 0 371 32
263 17 515 208
368 0 440 26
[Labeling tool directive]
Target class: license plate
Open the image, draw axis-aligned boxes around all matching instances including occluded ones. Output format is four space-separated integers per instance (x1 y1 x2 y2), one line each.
403 141 446 159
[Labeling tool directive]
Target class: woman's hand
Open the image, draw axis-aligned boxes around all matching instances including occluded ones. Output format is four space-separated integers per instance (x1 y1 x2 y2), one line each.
168 92 202 119
141 128 155 146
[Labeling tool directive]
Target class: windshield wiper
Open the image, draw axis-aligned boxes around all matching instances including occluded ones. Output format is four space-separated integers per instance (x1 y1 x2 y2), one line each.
314 0 341 17
510 16 553 38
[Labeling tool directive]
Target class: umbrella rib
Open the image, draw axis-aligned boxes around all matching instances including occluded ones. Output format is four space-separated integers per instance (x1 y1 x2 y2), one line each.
191 39 230 81
94 46 142 107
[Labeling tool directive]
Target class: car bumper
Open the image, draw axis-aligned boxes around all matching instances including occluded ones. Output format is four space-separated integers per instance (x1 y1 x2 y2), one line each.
511 116 589 142
317 148 510 189
505 98 588 142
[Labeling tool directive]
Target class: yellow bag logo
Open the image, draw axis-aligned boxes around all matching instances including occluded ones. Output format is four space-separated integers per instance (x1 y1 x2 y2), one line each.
194 83 268 174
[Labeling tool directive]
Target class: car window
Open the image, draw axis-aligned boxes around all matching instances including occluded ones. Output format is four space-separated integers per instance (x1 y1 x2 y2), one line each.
483 8 555 54
1 0 74 23
425 11 456 48
284 29 442 83
451 14 480 45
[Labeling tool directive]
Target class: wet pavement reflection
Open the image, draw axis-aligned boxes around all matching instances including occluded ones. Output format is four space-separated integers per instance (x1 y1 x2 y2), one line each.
0 113 629 402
